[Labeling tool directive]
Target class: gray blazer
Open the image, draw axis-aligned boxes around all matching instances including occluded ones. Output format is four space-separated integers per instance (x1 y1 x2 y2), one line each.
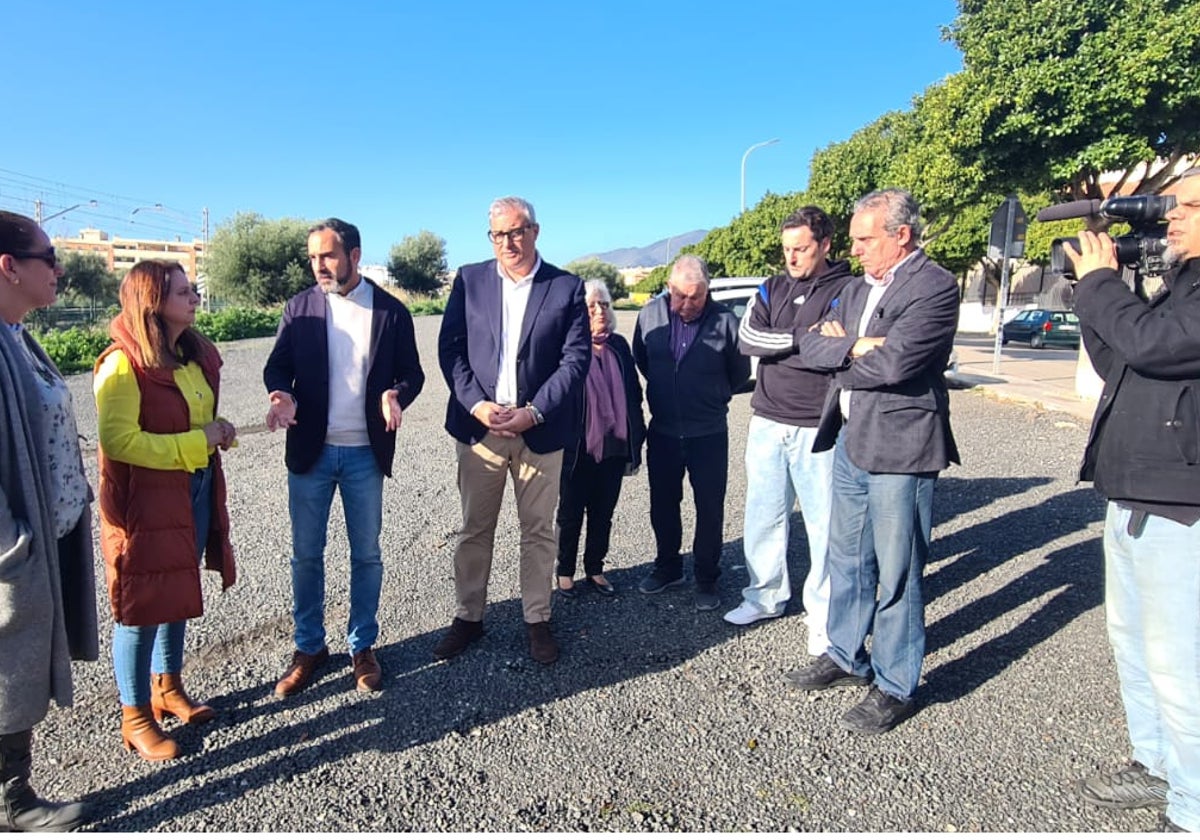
796 250 960 474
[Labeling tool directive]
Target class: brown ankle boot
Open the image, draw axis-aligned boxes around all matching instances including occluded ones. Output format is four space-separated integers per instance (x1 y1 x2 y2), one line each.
151 673 215 724
120 705 179 761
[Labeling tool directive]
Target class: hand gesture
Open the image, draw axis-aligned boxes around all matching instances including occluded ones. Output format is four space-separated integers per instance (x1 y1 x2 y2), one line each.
382 389 403 432
266 390 297 431
471 401 517 438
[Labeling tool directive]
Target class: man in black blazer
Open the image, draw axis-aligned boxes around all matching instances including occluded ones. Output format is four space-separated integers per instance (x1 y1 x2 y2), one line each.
263 218 424 697
435 197 590 665
786 189 959 735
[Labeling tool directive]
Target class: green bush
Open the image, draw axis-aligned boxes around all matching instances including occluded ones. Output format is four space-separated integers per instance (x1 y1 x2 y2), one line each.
34 306 282 374
405 297 446 316
35 327 111 375
195 306 281 342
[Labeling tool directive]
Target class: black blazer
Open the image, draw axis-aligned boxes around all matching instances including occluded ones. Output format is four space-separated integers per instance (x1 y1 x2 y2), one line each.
562 332 647 476
263 280 425 477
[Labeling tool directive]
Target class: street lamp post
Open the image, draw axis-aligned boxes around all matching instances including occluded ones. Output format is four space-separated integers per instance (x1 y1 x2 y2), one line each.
35 199 97 226
740 138 780 214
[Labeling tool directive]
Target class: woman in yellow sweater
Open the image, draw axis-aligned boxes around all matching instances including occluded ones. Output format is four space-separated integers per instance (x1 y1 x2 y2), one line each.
94 260 237 761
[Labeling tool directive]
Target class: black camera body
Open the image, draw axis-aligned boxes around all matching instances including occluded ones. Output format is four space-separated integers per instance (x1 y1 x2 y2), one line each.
1044 195 1176 279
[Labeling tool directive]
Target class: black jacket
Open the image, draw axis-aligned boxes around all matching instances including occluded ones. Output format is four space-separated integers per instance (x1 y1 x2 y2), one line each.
562 332 647 476
737 260 855 426
632 295 751 438
1076 259 1200 506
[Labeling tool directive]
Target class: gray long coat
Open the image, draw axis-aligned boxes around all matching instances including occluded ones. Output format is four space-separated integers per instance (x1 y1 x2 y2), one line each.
0 325 98 734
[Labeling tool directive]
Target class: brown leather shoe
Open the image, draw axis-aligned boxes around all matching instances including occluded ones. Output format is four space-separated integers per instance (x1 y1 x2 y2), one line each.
274 647 329 698
151 673 215 724
352 648 382 693
432 618 483 660
526 621 559 664
120 705 179 761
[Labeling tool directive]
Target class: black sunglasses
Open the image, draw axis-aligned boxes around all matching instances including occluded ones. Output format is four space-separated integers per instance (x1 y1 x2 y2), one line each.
8 247 58 269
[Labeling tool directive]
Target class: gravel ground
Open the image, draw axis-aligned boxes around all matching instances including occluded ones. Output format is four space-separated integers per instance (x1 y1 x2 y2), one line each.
32 310 1148 832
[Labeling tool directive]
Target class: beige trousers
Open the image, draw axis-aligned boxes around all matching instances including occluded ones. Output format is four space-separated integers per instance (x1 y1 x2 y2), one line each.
453 433 563 623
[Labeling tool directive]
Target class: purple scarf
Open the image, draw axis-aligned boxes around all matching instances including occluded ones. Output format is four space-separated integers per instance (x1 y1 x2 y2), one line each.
584 333 628 462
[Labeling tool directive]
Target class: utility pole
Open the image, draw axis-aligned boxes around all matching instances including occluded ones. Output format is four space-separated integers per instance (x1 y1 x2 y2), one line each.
34 199 42 226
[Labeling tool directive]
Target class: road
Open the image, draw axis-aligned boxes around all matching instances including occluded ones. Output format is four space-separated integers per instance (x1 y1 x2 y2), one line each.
33 312 1147 832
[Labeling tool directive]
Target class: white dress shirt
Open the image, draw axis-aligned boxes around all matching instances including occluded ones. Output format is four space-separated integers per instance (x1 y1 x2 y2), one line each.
495 256 541 407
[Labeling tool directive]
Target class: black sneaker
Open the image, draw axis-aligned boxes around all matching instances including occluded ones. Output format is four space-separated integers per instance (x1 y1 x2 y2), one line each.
1078 762 1169 811
694 583 720 612
840 686 917 734
783 654 871 691
638 569 686 594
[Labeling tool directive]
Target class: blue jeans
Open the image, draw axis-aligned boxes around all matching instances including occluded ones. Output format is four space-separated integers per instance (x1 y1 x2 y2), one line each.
741 416 834 654
112 465 212 706
288 444 384 656
824 436 935 701
1104 503 1200 832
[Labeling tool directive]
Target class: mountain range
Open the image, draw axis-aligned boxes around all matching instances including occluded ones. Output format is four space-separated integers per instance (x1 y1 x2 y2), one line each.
573 229 708 269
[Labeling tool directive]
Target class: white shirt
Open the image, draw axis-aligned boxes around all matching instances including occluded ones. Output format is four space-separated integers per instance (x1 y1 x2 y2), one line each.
325 277 373 446
495 256 541 407
840 250 919 420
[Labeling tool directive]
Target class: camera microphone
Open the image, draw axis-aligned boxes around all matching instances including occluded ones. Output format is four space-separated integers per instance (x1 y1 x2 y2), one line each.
1035 200 1103 222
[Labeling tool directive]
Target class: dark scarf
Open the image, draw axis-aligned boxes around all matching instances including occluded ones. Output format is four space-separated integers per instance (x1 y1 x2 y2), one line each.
584 332 628 462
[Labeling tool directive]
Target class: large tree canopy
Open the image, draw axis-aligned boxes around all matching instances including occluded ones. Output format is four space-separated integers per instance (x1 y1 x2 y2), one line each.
564 257 627 301
388 230 447 295
205 213 312 306
944 0 1200 199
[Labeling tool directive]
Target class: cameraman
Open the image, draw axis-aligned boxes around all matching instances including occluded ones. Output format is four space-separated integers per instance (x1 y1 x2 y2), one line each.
1064 167 1200 833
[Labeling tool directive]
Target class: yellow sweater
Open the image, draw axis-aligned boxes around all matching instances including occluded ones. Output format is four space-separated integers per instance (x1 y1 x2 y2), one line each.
94 349 215 472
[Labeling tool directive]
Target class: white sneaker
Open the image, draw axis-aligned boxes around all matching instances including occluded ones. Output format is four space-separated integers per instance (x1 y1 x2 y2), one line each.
723 602 782 626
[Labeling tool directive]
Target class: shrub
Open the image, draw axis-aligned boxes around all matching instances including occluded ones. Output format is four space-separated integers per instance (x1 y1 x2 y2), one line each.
34 306 282 374
195 306 282 342
35 327 111 374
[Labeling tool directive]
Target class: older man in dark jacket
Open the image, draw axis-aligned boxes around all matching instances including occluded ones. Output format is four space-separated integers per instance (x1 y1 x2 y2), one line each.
1065 168 1200 833
633 255 750 611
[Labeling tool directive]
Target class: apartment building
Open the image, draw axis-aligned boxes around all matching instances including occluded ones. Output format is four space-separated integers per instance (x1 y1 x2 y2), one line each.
55 228 206 282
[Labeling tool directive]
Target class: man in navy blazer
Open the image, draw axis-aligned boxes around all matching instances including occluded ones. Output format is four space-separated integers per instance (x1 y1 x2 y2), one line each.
435 196 590 665
786 189 959 735
263 218 424 698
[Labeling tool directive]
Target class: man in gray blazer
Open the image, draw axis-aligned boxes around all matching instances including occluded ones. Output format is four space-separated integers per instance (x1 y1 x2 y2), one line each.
785 189 959 735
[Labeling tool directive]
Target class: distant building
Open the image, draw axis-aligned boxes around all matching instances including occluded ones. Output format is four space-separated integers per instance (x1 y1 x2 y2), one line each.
619 266 654 286
359 263 393 286
56 228 206 284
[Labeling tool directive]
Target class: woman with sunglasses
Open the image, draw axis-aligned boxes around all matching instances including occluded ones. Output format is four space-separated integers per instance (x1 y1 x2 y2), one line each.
0 211 99 831
94 259 237 761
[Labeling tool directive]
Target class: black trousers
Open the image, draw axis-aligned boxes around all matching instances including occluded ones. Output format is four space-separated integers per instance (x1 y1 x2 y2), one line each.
556 454 626 578
646 429 728 586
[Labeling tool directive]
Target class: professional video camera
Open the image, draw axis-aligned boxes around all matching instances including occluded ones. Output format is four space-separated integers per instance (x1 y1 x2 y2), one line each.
1038 194 1176 279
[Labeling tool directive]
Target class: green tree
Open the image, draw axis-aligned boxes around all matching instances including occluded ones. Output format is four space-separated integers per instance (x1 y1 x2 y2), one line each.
564 257 627 301
204 213 312 306
58 251 121 314
944 0 1200 204
387 230 447 295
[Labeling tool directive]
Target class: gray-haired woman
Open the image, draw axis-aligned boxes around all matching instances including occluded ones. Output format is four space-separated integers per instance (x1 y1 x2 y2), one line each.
0 211 99 832
556 280 645 597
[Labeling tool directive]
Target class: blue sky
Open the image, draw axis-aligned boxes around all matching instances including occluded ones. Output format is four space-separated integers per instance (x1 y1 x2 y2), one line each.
4 0 962 270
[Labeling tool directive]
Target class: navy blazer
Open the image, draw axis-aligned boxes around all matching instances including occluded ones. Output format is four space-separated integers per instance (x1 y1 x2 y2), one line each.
437 258 590 453
263 280 425 477
795 250 960 474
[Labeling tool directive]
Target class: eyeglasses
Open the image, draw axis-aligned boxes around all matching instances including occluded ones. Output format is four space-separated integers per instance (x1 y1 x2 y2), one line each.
487 225 533 244
8 247 58 269
588 300 611 310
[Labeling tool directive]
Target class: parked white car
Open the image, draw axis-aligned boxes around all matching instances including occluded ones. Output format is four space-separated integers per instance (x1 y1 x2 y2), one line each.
709 277 765 384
